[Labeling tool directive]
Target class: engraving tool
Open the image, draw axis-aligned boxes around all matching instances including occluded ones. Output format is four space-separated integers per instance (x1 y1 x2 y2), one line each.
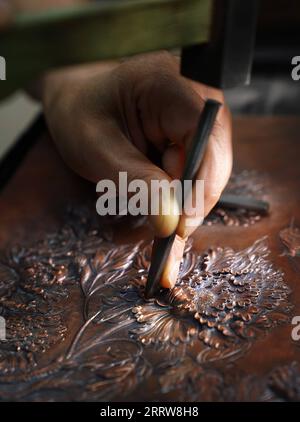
145 99 221 299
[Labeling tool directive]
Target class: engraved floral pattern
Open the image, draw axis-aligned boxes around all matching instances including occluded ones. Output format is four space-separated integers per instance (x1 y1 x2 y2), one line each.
157 357 300 401
0 206 293 401
130 238 291 355
279 221 300 257
0 254 69 374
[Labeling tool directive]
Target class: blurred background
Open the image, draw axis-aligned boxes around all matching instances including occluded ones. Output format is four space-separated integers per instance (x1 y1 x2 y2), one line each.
1 0 300 158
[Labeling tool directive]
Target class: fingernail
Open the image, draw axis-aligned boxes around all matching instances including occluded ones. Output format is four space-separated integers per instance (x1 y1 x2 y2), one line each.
149 189 180 238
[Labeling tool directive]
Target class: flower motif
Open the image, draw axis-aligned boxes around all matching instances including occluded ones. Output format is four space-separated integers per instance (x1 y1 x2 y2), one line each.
131 238 291 352
204 170 268 227
279 221 300 257
132 286 198 346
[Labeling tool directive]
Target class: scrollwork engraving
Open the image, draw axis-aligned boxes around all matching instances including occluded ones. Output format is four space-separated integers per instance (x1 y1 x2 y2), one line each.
280 221 300 257
0 207 293 401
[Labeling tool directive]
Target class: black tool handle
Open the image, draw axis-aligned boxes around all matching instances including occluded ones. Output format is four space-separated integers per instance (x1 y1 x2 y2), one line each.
145 99 221 299
181 99 221 201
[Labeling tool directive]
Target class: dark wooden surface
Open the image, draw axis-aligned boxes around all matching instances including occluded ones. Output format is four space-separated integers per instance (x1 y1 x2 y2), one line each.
0 116 299 401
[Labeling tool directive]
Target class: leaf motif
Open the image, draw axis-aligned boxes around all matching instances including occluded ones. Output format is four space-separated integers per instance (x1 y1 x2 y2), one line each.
0 263 18 297
279 223 300 257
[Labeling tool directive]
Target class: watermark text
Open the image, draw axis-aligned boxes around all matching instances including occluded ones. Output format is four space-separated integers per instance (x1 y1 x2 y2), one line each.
96 172 204 227
0 316 6 341
291 56 300 81
0 56 6 80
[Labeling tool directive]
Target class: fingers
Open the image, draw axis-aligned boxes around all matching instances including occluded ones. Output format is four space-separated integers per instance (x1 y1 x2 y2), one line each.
133 53 206 153
162 144 184 180
55 113 180 238
93 121 181 237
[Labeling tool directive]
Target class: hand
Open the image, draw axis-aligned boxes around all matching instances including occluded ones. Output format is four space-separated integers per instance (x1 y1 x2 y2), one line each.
40 52 232 288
